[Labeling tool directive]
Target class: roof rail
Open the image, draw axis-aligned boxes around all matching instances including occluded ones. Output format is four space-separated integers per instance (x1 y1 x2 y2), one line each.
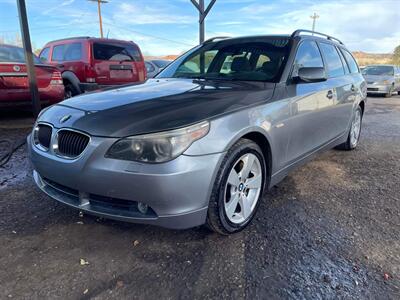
291 29 343 45
47 36 91 43
203 36 230 44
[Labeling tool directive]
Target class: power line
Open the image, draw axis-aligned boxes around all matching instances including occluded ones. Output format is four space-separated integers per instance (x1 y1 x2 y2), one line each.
102 21 195 47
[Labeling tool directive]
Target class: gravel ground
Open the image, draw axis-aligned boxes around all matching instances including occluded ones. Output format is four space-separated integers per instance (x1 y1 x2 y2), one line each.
0 96 399 299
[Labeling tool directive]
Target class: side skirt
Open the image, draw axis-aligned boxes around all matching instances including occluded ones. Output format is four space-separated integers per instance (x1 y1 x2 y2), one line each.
269 132 348 189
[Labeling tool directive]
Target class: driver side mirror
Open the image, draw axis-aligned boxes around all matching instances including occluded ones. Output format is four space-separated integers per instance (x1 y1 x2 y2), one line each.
294 67 327 83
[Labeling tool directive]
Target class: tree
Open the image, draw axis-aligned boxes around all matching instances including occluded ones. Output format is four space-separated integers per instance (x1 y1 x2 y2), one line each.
393 45 400 65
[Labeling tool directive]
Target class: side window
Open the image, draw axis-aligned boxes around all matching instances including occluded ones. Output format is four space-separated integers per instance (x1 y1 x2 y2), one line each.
255 54 271 69
52 44 65 61
292 40 324 76
39 47 50 63
319 43 345 78
337 48 350 74
341 49 359 74
64 43 82 61
219 51 251 74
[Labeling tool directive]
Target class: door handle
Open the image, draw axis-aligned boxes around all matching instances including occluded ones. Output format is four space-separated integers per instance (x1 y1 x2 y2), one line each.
351 84 355 92
326 90 333 99
57 64 65 68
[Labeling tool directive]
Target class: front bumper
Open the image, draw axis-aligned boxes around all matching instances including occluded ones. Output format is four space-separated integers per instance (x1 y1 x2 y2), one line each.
28 134 224 229
366 84 391 94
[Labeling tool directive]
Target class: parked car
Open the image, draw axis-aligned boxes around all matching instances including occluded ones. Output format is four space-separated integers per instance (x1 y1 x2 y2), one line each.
145 59 171 78
0 44 64 107
362 64 400 97
29 30 366 234
39 37 146 98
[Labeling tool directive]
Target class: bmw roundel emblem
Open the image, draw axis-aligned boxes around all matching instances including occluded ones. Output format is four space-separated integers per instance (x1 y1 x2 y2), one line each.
13 65 21 72
60 114 72 123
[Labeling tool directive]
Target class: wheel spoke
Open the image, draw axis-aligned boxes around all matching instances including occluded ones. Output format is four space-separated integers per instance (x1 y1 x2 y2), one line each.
246 174 262 189
240 154 255 180
225 193 240 218
239 195 251 219
227 169 240 187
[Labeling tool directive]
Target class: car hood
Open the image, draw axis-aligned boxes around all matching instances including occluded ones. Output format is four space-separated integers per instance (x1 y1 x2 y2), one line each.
39 78 275 137
363 74 393 83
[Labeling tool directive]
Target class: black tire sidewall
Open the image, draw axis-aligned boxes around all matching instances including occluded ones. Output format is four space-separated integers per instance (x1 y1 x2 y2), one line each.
209 139 267 233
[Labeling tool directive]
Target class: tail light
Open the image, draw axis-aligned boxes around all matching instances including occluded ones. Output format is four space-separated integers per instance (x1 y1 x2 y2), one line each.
50 70 63 85
85 64 96 83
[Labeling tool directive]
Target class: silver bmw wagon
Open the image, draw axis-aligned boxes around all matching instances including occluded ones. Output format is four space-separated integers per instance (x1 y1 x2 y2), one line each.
29 30 367 234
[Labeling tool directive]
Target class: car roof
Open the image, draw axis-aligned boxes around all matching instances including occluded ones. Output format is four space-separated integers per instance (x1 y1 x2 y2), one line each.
44 36 139 46
205 30 345 47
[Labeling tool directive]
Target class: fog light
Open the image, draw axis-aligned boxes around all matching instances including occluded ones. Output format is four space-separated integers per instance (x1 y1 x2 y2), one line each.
137 202 148 214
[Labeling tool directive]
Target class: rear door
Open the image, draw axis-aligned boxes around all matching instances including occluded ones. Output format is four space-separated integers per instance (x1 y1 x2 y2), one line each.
91 41 145 85
50 42 85 82
318 42 354 135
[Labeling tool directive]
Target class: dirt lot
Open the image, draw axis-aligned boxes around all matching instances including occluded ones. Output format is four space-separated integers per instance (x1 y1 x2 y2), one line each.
1 96 399 299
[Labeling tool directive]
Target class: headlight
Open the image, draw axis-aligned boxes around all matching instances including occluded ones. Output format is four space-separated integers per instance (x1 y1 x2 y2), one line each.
106 121 210 163
381 80 390 85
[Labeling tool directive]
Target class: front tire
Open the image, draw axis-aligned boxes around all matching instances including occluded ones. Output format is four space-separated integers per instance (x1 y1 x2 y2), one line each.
385 84 394 98
206 139 267 235
336 106 363 151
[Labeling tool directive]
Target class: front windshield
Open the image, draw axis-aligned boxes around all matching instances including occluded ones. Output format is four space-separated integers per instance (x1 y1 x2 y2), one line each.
157 38 290 82
362 66 394 76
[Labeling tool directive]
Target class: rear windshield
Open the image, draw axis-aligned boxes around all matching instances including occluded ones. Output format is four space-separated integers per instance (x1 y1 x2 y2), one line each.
157 38 290 82
362 66 394 76
0 45 41 64
93 42 142 62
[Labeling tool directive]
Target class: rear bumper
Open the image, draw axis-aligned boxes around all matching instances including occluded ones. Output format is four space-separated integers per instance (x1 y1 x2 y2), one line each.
0 85 64 106
28 134 223 229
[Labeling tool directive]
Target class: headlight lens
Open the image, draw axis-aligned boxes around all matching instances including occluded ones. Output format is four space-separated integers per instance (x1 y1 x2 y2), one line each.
381 80 390 85
106 121 210 163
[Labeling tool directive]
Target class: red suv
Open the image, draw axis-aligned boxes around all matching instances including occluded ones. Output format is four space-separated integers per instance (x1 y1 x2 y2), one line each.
39 37 146 97
0 44 64 107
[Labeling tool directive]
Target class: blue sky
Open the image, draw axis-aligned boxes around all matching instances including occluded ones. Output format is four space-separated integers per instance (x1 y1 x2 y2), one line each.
0 0 399 55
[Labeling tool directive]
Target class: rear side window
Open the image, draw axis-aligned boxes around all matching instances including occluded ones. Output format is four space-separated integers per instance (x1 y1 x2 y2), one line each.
341 49 359 74
93 43 142 62
319 43 345 78
51 43 82 61
292 40 324 76
39 47 50 63
52 45 64 61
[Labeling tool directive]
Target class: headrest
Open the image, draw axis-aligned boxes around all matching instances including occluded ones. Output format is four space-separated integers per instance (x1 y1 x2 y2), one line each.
231 57 251 72
262 60 279 73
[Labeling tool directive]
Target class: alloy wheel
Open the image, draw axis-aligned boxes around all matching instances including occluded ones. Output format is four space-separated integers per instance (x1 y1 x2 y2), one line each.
350 109 361 147
224 153 262 224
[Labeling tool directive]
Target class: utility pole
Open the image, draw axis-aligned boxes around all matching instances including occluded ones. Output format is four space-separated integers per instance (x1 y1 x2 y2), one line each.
191 0 216 44
88 0 108 38
310 12 319 33
16 0 41 117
